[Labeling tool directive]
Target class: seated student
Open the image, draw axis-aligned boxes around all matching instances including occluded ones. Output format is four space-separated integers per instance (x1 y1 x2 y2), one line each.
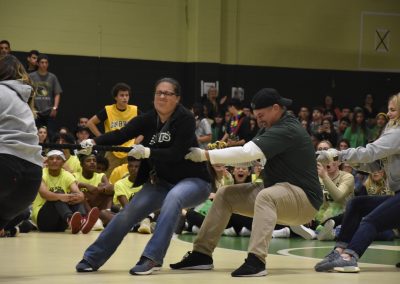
182 165 255 237
109 163 128 185
95 155 109 174
110 157 153 234
355 169 396 241
180 163 233 234
290 141 355 241
31 150 99 234
314 93 400 272
75 126 92 144
75 153 114 228
53 133 82 174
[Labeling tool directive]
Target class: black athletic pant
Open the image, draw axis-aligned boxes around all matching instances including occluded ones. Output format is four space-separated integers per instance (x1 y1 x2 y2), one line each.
37 201 85 232
0 154 42 229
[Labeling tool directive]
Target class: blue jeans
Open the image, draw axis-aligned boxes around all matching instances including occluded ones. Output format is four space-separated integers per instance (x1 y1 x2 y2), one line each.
83 177 210 268
335 193 400 258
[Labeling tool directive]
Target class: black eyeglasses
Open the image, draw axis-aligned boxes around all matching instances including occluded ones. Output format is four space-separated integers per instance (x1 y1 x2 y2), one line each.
155 91 175 97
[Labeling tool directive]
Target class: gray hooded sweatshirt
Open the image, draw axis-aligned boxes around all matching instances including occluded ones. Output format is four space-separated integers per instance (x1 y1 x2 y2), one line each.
0 80 43 167
341 123 400 193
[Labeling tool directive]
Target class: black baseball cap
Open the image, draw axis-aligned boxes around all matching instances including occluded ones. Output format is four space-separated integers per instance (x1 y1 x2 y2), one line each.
251 88 292 110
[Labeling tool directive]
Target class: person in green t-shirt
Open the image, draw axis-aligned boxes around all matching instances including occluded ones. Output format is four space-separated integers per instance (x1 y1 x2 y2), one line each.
171 88 322 277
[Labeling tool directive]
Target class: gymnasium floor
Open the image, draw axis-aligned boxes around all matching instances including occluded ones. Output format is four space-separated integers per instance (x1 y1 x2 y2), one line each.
1 231 399 284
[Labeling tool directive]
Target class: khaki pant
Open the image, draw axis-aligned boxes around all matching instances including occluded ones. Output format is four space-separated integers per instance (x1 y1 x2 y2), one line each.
193 182 317 262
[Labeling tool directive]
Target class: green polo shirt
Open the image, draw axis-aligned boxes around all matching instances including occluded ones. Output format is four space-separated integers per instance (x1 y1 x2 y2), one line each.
252 112 322 210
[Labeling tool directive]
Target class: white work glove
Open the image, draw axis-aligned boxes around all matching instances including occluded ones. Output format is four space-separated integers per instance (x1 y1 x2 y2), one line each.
79 139 95 155
184 147 207 162
316 148 340 165
128 144 150 159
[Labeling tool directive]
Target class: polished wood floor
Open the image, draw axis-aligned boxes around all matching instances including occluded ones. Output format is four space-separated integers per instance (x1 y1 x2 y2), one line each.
1 231 399 284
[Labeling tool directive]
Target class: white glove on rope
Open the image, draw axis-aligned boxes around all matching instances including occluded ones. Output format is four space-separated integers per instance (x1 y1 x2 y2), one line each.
316 148 340 165
128 144 150 159
79 139 95 155
184 147 207 162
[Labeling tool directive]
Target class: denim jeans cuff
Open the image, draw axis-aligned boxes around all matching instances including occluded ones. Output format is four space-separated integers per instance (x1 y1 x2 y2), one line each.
334 241 348 249
83 256 100 270
343 249 359 260
142 253 162 265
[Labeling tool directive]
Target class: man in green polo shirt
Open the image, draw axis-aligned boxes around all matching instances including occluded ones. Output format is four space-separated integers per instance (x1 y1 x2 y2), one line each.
170 88 322 277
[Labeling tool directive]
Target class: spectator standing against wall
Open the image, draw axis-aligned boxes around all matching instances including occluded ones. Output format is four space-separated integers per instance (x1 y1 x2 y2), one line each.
29 54 62 136
0 40 11 55
87 83 140 177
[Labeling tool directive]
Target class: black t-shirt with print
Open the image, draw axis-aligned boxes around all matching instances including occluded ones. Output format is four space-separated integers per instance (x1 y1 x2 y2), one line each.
95 104 210 185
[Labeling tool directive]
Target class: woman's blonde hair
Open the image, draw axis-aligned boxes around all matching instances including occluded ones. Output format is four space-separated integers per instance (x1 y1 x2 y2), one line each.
0 55 36 117
387 93 400 128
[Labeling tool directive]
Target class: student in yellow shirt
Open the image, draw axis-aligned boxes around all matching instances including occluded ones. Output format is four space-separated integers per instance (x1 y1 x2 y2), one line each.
32 150 99 234
86 83 142 176
75 153 114 227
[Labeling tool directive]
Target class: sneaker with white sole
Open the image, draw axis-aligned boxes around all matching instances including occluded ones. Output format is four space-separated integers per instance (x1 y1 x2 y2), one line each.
333 255 360 273
68 212 82 234
290 225 316 240
317 219 335 241
191 225 200 234
272 227 290 238
138 218 151 234
314 249 341 272
92 219 104 231
223 227 237 237
239 227 251 237
76 259 98 272
170 251 213 270
81 207 100 234
231 253 267 277
129 256 161 275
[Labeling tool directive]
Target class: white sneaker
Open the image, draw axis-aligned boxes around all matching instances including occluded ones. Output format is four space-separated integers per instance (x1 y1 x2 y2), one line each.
92 219 104 231
191 225 200 234
317 219 336 241
239 227 251 237
272 227 290 238
290 225 316 240
138 218 151 234
223 227 237 237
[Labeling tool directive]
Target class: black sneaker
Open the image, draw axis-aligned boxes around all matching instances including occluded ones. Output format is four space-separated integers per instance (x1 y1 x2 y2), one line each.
170 251 213 270
231 253 267 277
76 259 98 272
396 262 400 268
0 227 19 238
129 256 161 275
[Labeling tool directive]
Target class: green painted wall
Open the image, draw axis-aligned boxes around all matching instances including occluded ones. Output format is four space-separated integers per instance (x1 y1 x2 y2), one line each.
0 0 399 71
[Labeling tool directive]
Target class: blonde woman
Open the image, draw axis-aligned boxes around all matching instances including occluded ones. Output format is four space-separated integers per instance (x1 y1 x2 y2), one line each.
315 93 400 272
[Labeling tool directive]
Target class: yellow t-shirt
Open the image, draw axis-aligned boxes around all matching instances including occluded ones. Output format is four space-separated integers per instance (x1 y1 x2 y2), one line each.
109 163 129 184
105 104 138 159
31 168 76 224
64 155 82 173
74 172 105 192
113 176 142 207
